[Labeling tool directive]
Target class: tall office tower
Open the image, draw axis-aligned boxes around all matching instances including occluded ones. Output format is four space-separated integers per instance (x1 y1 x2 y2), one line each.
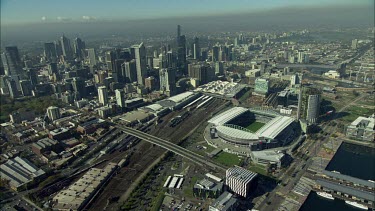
147 56 154 69
234 37 239 47
131 43 147 85
60 35 74 60
48 63 58 75
226 167 258 198
351 39 358 50
115 89 125 108
113 59 125 82
86 48 97 66
159 68 176 96
44 42 57 62
72 77 86 98
105 50 116 71
97 86 108 106
1 46 22 76
192 37 200 60
188 63 211 84
26 68 38 86
215 62 224 75
297 51 308 63
145 76 156 91
166 51 175 68
177 35 187 74
159 53 167 69
212 45 220 62
121 60 137 83
73 37 86 60
6 78 19 98
19 80 33 96
47 106 61 121
177 25 181 44
254 78 270 95
54 41 63 58
301 87 322 124
290 74 301 87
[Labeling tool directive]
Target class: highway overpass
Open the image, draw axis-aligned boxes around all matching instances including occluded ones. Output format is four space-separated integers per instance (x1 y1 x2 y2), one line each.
116 125 227 172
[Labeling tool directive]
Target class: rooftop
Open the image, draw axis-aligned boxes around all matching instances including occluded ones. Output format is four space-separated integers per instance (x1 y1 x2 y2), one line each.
210 191 238 211
322 170 375 189
208 107 248 126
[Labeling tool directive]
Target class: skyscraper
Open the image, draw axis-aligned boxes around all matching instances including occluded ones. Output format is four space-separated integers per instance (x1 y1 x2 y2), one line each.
301 87 322 124
47 106 61 121
86 48 97 66
19 80 33 96
73 37 86 60
177 25 181 44
72 77 86 98
192 37 200 60
177 35 187 75
115 89 125 108
131 43 147 85
212 45 220 62
122 60 137 83
1 46 22 76
159 68 176 96
351 39 358 50
97 86 108 106
105 50 116 71
60 35 74 60
6 78 19 98
44 42 57 62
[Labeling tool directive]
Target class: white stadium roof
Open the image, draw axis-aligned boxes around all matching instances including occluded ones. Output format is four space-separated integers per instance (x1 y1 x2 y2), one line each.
168 91 195 103
216 125 259 140
208 107 248 126
256 116 294 139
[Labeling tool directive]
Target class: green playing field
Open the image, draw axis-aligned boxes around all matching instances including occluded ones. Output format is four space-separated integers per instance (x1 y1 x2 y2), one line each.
245 122 265 132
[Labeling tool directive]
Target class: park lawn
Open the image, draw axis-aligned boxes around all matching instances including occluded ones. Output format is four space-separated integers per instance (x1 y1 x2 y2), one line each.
213 152 242 167
246 122 265 132
184 176 198 198
341 105 374 122
248 164 268 176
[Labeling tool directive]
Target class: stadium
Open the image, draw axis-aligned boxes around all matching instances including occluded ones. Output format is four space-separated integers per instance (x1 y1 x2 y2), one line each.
208 107 298 151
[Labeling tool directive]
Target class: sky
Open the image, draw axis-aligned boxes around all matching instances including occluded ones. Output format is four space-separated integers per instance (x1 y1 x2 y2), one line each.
1 0 372 25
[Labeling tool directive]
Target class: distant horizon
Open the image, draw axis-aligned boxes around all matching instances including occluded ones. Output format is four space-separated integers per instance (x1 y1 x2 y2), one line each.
1 0 372 25
1 3 373 45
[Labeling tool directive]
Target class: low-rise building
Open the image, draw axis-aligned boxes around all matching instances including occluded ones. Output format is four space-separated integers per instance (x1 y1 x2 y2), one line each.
226 166 258 198
209 191 238 211
250 150 286 168
0 157 45 191
193 178 224 199
346 116 374 142
32 138 59 155
49 127 71 140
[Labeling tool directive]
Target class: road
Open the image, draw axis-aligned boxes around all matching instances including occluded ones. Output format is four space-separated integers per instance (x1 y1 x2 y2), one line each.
116 125 226 172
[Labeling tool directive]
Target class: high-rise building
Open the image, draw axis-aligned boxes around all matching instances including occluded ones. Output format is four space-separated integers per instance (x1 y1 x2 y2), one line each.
159 68 176 96
60 35 74 60
177 25 181 44
19 80 33 96
1 46 22 76
6 78 19 98
115 89 126 108
27 68 38 86
290 74 301 87
86 48 97 66
212 45 220 62
145 76 156 91
44 42 57 62
159 53 167 69
301 87 322 124
105 51 116 71
177 31 187 74
73 37 86 60
351 39 358 50
188 63 214 85
54 41 63 58
48 63 58 75
192 37 200 60
122 60 137 83
97 86 108 106
226 167 258 198
215 62 224 75
72 77 86 98
131 43 147 85
254 78 269 95
47 106 61 121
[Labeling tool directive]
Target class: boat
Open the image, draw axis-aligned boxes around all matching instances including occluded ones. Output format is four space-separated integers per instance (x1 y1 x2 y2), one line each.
316 192 334 200
345 201 368 210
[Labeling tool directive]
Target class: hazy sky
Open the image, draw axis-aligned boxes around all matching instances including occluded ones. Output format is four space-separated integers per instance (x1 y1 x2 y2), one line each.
1 0 372 24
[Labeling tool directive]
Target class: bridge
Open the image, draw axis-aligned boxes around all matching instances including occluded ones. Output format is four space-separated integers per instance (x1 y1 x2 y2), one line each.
276 64 339 69
116 125 227 172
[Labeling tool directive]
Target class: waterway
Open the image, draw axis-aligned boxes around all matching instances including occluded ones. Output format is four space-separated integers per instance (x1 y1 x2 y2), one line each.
300 143 375 211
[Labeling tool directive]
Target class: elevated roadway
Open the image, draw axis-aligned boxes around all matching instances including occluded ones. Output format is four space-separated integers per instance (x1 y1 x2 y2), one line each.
116 125 226 172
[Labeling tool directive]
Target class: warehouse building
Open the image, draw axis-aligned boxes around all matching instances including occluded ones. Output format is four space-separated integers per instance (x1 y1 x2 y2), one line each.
53 163 117 211
0 156 45 191
346 116 374 142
